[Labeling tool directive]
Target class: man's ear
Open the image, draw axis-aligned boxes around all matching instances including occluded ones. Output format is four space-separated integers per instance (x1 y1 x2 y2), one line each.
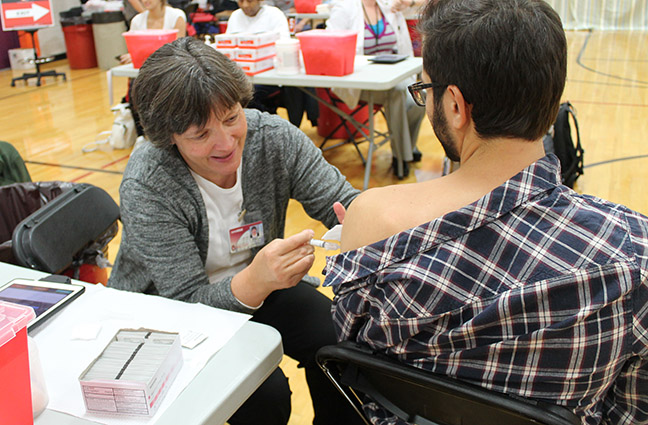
445 85 472 131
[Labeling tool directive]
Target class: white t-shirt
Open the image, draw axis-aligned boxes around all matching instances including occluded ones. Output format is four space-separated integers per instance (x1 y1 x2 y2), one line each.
130 5 186 31
190 167 252 284
226 5 290 38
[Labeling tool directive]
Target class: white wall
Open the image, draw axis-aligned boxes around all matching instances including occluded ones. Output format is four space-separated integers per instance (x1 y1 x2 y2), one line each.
38 0 83 57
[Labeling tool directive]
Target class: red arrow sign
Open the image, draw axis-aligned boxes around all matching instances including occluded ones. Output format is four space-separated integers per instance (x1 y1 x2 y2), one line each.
1 1 53 31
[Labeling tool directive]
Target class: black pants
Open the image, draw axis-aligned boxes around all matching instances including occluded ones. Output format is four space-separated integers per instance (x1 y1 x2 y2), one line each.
123 79 144 137
227 282 364 425
249 85 319 128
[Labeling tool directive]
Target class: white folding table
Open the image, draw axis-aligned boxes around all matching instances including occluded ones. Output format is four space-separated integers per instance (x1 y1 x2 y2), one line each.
250 56 423 189
0 263 283 425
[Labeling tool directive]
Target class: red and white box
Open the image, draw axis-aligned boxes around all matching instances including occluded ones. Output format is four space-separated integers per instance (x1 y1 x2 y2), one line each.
79 329 183 417
211 45 237 60
214 33 238 48
237 31 280 48
235 44 276 61
237 57 275 76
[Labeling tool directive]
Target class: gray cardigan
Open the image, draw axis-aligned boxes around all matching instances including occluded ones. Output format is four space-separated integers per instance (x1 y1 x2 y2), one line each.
108 109 359 313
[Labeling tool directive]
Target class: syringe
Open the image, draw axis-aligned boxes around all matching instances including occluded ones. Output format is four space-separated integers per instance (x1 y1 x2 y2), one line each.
309 239 340 250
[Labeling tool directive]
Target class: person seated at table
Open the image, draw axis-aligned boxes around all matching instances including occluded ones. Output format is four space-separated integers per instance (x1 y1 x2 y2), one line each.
119 0 187 65
324 0 648 424
108 37 363 425
264 0 311 33
122 0 144 29
227 0 319 128
389 0 424 13
118 0 187 139
326 0 425 178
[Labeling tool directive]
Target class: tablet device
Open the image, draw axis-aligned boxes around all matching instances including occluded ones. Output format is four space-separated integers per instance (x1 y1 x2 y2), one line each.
369 54 408 64
0 279 85 331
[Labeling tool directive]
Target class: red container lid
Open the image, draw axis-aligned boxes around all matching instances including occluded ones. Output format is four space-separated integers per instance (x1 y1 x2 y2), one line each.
0 301 35 347
296 29 357 40
122 29 179 39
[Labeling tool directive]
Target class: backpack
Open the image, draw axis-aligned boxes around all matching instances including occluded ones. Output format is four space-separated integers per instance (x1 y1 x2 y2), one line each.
543 102 584 188
82 103 137 153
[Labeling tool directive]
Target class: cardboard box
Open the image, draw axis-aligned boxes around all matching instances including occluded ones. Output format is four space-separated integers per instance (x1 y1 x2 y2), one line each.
214 33 238 48
79 329 183 417
8 48 35 71
211 45 237 60
237 57 275 76
235 45 276 61
236 31 280 48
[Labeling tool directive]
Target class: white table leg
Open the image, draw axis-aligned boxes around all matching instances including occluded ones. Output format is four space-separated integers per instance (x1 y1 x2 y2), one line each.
363 92 375 191
106 70 113 107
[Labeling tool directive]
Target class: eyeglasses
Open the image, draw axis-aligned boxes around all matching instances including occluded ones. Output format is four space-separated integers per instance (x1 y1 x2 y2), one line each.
408 81 448 107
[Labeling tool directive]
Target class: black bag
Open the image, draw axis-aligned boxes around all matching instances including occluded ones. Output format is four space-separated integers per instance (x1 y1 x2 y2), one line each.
543 102 584 188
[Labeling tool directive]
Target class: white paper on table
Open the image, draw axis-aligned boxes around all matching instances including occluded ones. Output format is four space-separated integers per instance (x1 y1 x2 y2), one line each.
32 284 251 425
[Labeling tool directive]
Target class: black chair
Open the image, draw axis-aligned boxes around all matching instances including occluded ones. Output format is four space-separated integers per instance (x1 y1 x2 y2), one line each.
316 341 582 425
11 29 66 87
0 182 120 284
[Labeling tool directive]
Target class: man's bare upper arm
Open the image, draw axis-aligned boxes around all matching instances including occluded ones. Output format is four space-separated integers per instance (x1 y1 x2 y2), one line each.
340 189 390 252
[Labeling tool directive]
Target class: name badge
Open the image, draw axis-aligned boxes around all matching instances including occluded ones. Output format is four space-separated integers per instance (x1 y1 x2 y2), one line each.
229 221 264 253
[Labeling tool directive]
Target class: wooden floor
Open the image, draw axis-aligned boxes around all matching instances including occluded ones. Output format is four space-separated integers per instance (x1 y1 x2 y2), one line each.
2 30 647 424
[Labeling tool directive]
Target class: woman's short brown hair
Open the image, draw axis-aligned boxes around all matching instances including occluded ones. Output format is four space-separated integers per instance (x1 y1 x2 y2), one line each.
131 37 254 149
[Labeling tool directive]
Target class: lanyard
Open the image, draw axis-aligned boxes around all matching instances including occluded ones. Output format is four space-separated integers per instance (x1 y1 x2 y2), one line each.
361 1 383 44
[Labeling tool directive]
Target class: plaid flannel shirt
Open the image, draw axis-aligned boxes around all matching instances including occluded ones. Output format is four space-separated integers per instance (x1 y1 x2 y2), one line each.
324 155 648 425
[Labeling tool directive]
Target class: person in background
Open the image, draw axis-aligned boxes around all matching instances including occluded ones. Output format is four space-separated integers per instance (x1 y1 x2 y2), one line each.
118 0 186 139
227 0 318 128
389 0 423 13
324 0 648 424
119 0 186 64
109 37 363 425
227 0 290 36
264 0 310 32
326 0 425 178
122 0 145 28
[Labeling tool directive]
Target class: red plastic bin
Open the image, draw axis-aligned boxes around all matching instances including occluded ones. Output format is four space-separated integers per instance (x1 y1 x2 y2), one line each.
294 0 321 13
122 29 179 68
296 30 357 76
62 24 98 69
406 19 421 57
0 301 36 425
316 88 370 139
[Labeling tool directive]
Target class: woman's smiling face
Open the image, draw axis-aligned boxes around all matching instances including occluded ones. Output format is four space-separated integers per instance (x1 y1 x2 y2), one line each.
172 104 247 189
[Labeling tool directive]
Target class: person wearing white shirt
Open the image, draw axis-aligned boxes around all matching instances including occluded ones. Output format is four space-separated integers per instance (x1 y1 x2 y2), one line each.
227 0 290 37
227 0 319 128
123 0 145 27
327 0 424 177
119 0 187 65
